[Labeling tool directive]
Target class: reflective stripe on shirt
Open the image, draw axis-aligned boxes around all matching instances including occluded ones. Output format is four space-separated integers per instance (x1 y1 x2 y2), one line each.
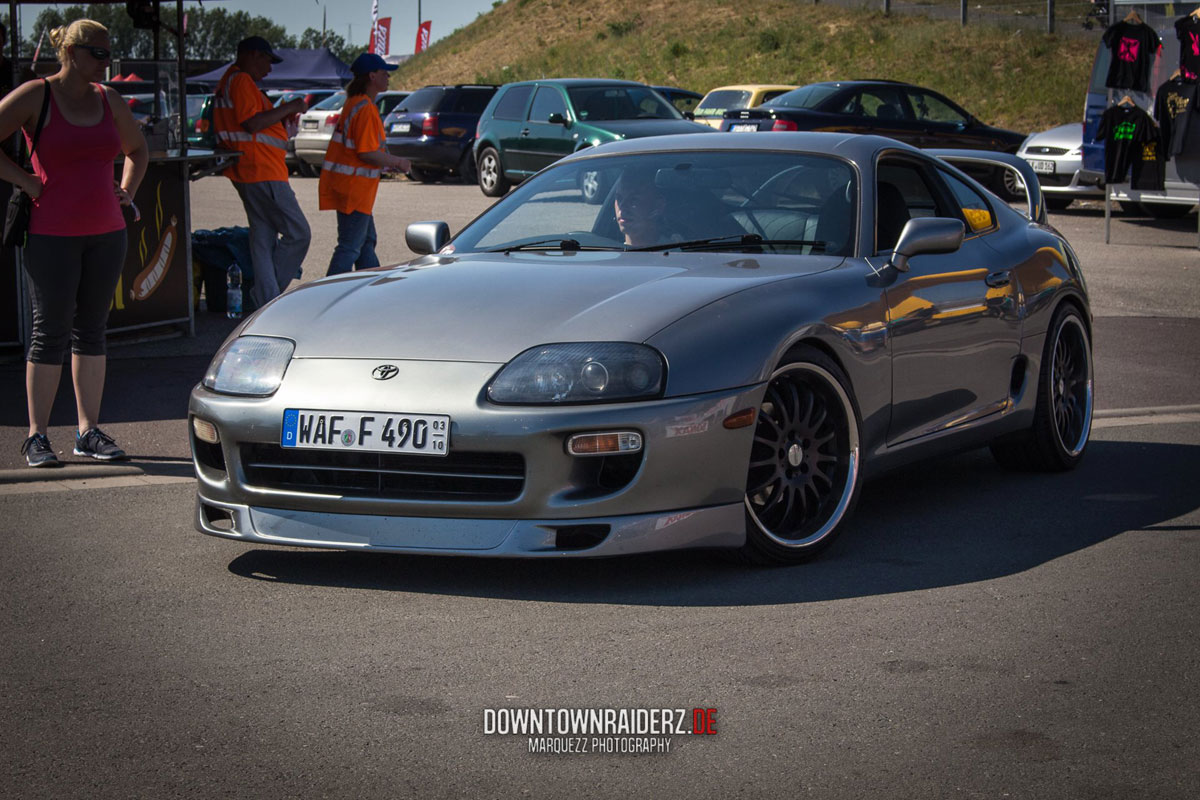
322 160 381 178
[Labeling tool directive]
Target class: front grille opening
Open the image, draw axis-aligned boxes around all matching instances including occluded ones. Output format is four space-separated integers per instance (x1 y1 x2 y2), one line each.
192 436 226 472
200 502 235 532
553 524 610 551
564 452 643 500
241 444 525 502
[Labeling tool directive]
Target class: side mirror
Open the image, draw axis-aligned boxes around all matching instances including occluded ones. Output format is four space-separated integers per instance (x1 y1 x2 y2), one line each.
405 221 451 255
889 217 964 273
547 112 567 125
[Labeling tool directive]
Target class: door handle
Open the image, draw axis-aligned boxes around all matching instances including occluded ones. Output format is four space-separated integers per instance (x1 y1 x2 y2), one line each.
984 271 1010 288
520 128 531 136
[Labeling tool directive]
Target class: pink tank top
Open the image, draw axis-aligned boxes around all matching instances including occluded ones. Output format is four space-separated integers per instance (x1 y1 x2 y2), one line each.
28 83 124 236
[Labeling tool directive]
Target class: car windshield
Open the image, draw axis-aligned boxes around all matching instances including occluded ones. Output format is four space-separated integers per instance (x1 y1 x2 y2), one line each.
764 84 840 109
449 151 857 256
185 94 207 118
696 90 752 116
311 92 346 111
567 86 682 121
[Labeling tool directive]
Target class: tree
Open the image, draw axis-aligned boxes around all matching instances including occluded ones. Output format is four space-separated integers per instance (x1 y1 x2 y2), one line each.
296 28 356 67
24 4 295 62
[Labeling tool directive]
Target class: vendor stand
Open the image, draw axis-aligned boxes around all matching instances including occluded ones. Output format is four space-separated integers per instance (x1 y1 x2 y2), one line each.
3 0 232 351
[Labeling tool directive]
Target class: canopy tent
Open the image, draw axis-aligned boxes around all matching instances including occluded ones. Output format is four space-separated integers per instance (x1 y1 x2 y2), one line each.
189 48 352 89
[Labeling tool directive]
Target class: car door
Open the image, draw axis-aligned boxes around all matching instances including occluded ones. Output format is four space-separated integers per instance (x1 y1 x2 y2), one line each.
905 88 978 149
488 84 535 175
520 86 575 173
877 156 1021 445
836 86 926 146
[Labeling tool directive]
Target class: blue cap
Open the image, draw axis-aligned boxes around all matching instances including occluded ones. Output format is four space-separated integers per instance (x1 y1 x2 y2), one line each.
350 53 398 75
238 36 282 63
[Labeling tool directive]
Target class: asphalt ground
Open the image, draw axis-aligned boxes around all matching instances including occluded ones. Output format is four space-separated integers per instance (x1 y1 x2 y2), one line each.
0 177 1198 798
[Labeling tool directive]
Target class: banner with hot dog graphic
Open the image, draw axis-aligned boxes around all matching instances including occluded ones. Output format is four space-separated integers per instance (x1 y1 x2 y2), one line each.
108 162 191 331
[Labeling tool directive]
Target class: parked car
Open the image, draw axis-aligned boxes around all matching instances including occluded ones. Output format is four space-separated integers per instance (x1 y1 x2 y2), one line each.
1015 123 1102 210
291 91 348 176
721 80 1026 196
186 92 215 149
651 85 702 115
693 84 797 128
382 84 498 183
189 132 1091 564
473 78 713 200
273 90 340 176
375 90 410 118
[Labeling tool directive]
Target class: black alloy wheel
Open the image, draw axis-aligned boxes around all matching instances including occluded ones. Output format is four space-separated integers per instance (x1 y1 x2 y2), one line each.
741 346 862 564
991 305 1093 471
478 146 509 197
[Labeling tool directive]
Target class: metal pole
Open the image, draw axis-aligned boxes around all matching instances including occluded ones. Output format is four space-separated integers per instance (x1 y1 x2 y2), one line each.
961 0 967 26
884 0 890 15
1047 0 1055 34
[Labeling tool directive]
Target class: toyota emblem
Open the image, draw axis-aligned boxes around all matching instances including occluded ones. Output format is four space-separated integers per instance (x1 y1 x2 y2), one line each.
372 364 399 381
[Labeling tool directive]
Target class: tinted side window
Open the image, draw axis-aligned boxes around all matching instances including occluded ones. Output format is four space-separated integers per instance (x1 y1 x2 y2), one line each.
939 169 995 233
492 85 534 120
528 86 567 121
456 88 497 114
908 90 967 125
876 160 942 252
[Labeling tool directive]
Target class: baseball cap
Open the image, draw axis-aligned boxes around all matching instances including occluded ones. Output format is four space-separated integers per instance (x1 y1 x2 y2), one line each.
238 36 282 64
350 53 398 75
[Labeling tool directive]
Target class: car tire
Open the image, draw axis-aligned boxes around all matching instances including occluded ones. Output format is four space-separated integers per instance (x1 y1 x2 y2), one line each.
1137 201 1192 219
993 167 1023 202
990 304 1093 472
739 345 863 564
1044 196 1073 211
478 147 509 197
579 168 609 205
456 149 477 184
407 165 441 183
296 160 319 179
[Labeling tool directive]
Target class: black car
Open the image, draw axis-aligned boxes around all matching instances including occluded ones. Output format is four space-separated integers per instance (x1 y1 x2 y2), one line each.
383 84 498 183
721 80 1025 195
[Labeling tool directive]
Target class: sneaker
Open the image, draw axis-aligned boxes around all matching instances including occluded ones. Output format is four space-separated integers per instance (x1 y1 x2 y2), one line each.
73 427 128 461
20 433 60 468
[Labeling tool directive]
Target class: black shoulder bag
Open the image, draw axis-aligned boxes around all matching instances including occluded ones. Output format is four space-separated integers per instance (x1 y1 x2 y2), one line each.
4 79 51 248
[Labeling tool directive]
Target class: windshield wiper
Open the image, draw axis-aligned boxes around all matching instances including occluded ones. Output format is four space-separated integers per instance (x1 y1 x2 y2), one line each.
490 238 622 253
629 233 826 253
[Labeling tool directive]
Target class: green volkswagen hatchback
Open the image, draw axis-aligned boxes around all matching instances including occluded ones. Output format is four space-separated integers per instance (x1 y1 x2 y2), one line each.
473 78 713 200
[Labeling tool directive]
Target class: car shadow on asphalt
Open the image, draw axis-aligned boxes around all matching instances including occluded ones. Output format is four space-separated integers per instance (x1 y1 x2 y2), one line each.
225 439 1199 606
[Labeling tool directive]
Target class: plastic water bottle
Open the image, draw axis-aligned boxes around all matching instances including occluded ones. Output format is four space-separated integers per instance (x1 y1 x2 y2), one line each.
226 263 243 319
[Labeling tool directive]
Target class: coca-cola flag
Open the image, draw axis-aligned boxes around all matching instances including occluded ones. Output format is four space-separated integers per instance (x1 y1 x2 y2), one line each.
372 17 391 55
414 20 432 54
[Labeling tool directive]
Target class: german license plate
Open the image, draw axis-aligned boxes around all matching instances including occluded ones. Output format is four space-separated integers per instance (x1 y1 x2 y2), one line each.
281 409 450 456
730 123 759 132
391 122 411 133
301 119 318 130
1028 159 1055 174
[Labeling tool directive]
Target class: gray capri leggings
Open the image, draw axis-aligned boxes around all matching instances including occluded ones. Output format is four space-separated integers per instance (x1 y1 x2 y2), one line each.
23 229 127 364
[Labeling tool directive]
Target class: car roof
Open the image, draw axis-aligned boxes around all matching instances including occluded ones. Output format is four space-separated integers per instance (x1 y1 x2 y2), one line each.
702 84 798 93
503 78 650 88
560 130 923 163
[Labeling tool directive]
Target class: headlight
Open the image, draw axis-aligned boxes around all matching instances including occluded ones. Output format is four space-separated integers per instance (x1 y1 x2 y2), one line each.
488 343 665 404
203 336 295 396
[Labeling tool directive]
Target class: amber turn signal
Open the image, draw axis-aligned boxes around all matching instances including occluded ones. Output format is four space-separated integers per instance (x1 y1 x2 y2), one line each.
722 408 757 429
193 417 220 444
567 431 643 456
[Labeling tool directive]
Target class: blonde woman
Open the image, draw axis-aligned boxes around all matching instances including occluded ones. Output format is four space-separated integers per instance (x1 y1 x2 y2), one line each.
0 19 147 466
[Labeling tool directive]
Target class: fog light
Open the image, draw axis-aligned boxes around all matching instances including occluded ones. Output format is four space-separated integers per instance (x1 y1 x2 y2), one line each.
193 417 220 444
567 431 642 456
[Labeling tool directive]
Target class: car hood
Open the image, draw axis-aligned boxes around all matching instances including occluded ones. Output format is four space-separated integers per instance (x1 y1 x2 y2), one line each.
582 119 714 140
246 252 843 361
1021 122 1082 150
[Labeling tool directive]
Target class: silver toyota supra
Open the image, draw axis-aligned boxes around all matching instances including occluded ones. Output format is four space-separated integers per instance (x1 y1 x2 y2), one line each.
189 133 1093 563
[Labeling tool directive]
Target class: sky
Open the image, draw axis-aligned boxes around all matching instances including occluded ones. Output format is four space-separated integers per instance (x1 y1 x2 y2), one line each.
16 0 499 54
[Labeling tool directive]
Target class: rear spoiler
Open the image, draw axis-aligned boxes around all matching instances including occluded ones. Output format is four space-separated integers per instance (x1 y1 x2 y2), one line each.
926 149 1045 225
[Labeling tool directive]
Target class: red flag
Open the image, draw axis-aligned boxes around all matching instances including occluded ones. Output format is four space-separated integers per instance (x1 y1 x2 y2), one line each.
373 17 391 55
414 20 431 54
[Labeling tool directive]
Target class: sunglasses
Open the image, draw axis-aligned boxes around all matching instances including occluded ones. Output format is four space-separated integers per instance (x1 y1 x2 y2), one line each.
75 45 112 61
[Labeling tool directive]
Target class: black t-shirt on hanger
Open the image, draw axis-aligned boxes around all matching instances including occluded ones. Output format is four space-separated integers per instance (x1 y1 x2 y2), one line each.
1154 77 1198 157
1132 135 1166 191
1103 21 1162 91
1096 104 1158 183
1175 15 1200 79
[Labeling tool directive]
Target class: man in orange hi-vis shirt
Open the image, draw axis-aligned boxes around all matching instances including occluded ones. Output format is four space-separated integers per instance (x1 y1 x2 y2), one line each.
214 36 312 307
318 53 410 275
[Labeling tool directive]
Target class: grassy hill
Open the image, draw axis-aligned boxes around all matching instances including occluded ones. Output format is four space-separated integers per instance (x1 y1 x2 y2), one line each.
391 0 1096 135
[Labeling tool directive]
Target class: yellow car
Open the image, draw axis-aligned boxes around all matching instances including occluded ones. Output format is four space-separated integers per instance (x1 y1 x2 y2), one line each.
693 84 798 128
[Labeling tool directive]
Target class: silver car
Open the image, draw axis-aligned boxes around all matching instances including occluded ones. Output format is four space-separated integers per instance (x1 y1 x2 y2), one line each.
190 133 1093 563
291 91 347 173
1016 122 1102 210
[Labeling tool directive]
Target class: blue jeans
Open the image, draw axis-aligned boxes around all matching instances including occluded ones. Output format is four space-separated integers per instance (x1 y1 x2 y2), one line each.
326 211 379 276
